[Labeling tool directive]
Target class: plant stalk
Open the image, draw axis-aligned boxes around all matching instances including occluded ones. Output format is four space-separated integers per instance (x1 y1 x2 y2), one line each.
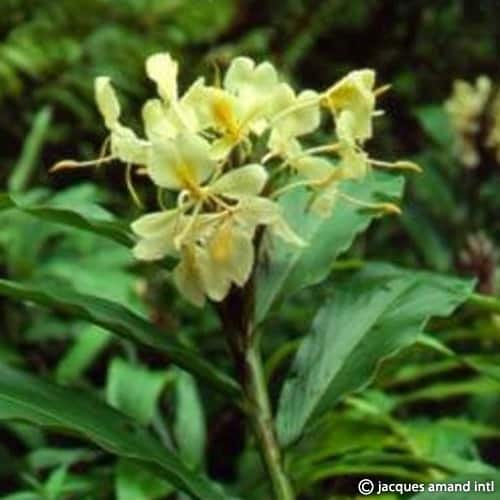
243 342 295 500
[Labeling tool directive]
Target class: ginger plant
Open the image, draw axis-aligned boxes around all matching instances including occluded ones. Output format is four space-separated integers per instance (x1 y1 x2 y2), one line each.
49 52 420 500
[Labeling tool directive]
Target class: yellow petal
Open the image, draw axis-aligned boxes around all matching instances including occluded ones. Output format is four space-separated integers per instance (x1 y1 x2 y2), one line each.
235 196 280 229
111 125 150 165
227 228 254 286
271 216 306 247
131 210 177 238
310 186 339 218
210 164 268 198
131 210 179 261
326 69 376 143
95 77 121 129
132 236 174 261
224 57 280 127
142 99 177 140
271 84 320 140
210 135 237 160
146 52 178 102
173 247 206 307
224 57 279 100
201 222 255 296
197 245 232 302
148 133 215 190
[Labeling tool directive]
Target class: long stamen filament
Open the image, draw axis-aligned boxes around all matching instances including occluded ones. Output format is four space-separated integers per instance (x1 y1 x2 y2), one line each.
338 191 401 214
157 188 168 210
271 179 315 199
174 202 202 249
370 159 422 172
50 155 114 173
125 164 143 208
270 95 322 126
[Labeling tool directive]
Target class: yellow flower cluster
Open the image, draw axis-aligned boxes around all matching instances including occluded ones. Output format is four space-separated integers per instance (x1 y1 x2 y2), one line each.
445 76 500 167
59 53 414 306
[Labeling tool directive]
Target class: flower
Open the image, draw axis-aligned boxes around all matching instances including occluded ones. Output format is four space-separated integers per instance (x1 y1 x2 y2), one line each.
132 148 302 304
142 53 204 141
268 83 321 157
186 57 283 159
55 52 414 306
94 77 150 164
323 69 376 145
445 76 492 168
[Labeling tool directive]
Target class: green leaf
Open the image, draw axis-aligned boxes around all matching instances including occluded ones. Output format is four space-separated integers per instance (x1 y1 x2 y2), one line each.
276 264 474 446
44 466 68 500
417 333 500 384
56 325 111 384
0 363 228 500
255 172 404 323
27 447 96 470
0 192 134 247
414 105 454 148
107 358 171 425
0 278 240 398
8 106 52 193
400 207 451 271
174 369 206 469
0 493 41 500
396 378 500 406
116 459 173 500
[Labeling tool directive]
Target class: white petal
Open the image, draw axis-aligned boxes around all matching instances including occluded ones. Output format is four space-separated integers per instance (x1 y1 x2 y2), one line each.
271 216 306 247
338 146 369 179
223 57 256 94
131 210 179 261
111 125 150 165
209 136 236 160
176 133 216 186
225 58 279 98
310 186 339 218
148 133 214 190
270 85 320 140
131 210 177 238
146 52 178 102
210 164 268 198
173 250 206 307
225 227 254 286
235 196 280 229
224 57 280 125
132 236 173 261
95 77 120 129
293 155 332 181
197 246 232 302
148 139 182 189
327 69 376 143
142 99 177 140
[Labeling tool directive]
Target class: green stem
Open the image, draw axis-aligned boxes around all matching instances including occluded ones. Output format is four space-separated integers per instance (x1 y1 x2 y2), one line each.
468 293 500 314
244 343 295 500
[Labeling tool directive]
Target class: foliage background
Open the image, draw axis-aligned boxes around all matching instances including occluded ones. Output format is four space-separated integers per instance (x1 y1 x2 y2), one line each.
0 0 500 499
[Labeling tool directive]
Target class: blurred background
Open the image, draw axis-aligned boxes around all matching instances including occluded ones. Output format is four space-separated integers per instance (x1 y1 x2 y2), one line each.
1 1 500 498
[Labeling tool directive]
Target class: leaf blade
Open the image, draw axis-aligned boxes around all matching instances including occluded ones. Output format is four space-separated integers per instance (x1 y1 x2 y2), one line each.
0 192 134 247
0 363 228 500
0 278 239 398
276 264 474 446
255 173 404 322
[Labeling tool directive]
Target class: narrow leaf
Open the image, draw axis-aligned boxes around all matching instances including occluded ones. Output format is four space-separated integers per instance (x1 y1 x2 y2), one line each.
0 364 228 500
0 192 134 247
107 358 171 425
0 278 239 398
8 106 52 193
